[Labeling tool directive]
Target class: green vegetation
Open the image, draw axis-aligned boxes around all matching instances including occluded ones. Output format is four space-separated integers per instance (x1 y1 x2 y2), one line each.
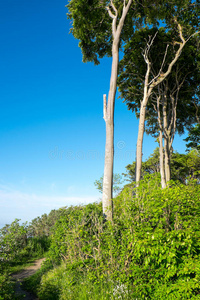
124 148 200 184
1 149 199 299
1 1 199 299
0 209 67 299
2 173 197 299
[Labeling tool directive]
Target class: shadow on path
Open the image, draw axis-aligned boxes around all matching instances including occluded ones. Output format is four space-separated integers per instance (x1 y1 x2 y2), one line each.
12 258 45 300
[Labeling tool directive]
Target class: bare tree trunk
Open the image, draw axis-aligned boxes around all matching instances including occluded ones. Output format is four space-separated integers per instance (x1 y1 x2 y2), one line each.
103 121 114 221
164 139 171 182
102 0 132 221
136 98 147 183
163 100 171 182
135 36 153 185
157 94 166 188
159 130 166 188
103 48 118 221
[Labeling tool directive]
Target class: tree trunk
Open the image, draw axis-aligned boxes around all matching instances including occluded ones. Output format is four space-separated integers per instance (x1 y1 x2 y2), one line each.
164 138 171 182
159 129 166 188
102 41 119 221
102 1 133 222
103 119 114 221
136 100 147 183
157 94 166 188
163 101 171 182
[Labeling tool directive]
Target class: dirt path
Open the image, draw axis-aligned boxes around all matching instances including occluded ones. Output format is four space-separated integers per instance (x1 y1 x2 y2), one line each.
12 258 45 300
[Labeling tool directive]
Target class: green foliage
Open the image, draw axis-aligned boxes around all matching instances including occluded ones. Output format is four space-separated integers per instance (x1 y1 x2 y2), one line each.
171 149 200 183
0 219 51 274
0 208 66 298
32 175 200 299
28 208 68 237
0 273 16 300
0 219 28 265
2 178 199 299
124 147 160 181
46 203 103 265
118 26 199 137
125 148 200 184
94 173 124 195
184 124 200 151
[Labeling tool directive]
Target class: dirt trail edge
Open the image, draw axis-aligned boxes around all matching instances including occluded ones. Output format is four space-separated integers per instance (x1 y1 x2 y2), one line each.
12 258 45 300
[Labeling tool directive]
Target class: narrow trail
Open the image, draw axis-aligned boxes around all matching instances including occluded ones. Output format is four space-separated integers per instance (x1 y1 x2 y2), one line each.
12 258 45 300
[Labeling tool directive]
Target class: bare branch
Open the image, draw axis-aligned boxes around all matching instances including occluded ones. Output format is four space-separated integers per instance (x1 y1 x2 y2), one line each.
159 44 169 75
117 0 132 32
186 30 200 43
106 6 115 19
147 22 193 91
176 22 186 43
142 32 158 64
106 2 118 36
110 0 118 15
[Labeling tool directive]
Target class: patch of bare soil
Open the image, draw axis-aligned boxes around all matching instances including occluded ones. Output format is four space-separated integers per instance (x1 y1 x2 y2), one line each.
12 258 45 300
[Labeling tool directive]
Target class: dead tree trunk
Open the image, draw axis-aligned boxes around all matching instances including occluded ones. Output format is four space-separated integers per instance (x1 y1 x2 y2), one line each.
102 0 132 221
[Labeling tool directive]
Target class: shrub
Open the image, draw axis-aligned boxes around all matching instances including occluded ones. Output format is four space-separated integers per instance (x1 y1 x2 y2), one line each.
0 273 15 300
36 175 200 299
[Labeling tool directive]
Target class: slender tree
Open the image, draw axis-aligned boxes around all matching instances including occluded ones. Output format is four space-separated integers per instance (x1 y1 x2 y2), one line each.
67 0 154 220
101 0 133 221
67 0 199 219
118 22 199 187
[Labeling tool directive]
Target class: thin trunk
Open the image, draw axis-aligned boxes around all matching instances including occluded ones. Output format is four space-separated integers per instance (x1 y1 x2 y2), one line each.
102 0 132 221
157 94 166 188
136 43 152 184
159 130 166 188
163 100 171 182
102 47 118 221
136 99 147 183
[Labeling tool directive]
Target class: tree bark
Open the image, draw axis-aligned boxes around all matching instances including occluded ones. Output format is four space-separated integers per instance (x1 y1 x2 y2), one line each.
136 98 148 183
163 100 171 182
159 130 166 188
102 0 132 221
102 46 118 221
157 94 166 188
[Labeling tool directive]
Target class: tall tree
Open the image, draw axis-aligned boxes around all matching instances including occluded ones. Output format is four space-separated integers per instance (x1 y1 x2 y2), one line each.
67 0 155 220
101 0 133 221
67 0 132 221
67 0 199 219
118 18 199 187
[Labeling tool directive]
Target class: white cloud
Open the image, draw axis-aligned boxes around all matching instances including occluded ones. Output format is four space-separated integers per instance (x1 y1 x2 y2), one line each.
0 184 99 227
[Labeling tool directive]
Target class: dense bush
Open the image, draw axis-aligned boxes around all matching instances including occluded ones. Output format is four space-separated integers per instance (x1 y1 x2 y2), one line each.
35 175 200 299
0 273 16 300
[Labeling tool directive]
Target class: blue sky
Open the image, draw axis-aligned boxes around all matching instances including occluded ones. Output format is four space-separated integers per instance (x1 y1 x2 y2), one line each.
0 0 187 228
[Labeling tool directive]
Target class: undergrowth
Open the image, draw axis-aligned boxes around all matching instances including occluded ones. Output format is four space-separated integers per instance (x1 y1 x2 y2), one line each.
24 174 200 299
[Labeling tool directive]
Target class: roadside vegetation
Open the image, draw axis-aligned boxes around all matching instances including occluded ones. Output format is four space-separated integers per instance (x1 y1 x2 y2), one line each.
0 209 66 299
1 152 200 299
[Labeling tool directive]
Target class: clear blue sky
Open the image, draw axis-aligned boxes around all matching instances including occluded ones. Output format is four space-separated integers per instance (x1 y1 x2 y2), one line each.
0 0 187 228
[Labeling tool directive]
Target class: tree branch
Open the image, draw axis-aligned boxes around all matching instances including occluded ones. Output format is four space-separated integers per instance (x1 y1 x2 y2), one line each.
110 0 118 15
149 22 189 89
106 6 115 19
